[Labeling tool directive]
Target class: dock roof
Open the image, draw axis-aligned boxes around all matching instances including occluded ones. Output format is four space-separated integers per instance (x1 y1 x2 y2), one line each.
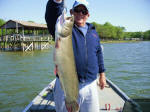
0 20 47 30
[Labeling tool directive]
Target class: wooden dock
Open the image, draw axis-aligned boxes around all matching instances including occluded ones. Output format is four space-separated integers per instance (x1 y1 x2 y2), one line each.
0 20 53 51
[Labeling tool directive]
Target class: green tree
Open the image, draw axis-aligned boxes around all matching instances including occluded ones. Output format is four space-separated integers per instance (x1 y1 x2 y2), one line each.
0 19 6 36
143 30 150 40
124 32 132 39
116 26 125 40
103 22 113 39
92 21 150 40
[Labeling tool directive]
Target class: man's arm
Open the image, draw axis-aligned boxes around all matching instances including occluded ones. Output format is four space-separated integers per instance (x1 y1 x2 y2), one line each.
45 0 64 39
97 39 106 89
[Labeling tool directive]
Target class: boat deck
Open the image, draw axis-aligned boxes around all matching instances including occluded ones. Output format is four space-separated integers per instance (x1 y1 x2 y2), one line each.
98 84 124 111
23 79 126 112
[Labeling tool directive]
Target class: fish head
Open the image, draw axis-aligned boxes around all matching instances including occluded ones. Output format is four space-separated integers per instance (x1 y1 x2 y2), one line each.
61 16 74 37
55 13 74 39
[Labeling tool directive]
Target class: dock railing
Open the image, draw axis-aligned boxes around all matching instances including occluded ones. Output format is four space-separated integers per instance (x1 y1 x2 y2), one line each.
0 34 53 51
0 34 52 42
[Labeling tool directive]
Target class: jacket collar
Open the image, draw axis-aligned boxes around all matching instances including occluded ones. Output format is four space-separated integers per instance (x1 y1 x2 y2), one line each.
74 22 95 30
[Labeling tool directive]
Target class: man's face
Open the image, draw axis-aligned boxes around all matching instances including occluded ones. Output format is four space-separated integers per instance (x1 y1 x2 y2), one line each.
71 5 89 27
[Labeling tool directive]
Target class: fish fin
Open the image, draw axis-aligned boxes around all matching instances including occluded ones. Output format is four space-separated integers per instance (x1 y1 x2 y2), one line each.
57 72 64 91
55 38 61 49
54 65 58 76
65 100 79 112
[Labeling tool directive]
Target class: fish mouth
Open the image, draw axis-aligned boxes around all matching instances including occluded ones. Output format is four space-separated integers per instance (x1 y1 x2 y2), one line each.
66 16 74 22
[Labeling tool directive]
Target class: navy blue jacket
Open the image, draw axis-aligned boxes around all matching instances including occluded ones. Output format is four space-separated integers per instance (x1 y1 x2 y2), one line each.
45 0 105 83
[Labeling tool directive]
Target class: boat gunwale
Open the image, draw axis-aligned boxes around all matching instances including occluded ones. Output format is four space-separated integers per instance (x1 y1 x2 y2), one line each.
106 78 131 102
23 79 56 112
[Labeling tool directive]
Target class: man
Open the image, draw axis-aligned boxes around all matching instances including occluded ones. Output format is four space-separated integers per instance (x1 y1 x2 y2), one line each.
45 0 106 112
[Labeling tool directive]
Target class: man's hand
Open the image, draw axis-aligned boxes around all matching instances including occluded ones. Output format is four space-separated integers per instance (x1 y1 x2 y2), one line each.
55 0 62 2
98 72 106 90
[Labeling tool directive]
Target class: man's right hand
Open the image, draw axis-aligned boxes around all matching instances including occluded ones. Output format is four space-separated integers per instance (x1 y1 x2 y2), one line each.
55 0 62 2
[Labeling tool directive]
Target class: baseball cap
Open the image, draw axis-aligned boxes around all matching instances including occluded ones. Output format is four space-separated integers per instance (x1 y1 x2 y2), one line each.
72 0 89 10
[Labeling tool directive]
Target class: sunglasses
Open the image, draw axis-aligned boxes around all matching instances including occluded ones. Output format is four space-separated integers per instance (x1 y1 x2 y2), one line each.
73 8 88 15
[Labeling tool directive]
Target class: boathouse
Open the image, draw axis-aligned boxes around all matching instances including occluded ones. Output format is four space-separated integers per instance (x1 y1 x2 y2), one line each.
0 20 52 51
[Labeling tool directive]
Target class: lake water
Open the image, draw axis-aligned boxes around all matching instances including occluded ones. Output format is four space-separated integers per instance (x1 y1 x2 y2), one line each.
0 41 150 112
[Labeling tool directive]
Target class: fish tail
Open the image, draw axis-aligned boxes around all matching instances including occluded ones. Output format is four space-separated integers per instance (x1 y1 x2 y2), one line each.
65 100 79 112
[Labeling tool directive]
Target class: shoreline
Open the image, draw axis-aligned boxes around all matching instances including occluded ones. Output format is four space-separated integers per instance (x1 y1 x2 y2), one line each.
50 40 149 44
100 40 145 44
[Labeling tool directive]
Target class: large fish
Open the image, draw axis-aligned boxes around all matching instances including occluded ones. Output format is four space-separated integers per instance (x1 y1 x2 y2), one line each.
53 10 79 112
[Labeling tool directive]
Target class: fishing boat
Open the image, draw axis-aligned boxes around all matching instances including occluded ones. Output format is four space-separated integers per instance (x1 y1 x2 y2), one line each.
23 78 141 112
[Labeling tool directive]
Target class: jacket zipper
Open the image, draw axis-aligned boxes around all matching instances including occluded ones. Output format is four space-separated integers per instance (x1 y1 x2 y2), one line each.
75 25 89 80
84 32 88 79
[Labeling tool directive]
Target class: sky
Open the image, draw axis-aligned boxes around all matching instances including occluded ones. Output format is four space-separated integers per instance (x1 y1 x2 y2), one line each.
0 0 150 32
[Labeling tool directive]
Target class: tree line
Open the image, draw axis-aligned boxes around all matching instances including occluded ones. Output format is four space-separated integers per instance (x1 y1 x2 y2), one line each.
0 18 150 40
92 22 150 40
